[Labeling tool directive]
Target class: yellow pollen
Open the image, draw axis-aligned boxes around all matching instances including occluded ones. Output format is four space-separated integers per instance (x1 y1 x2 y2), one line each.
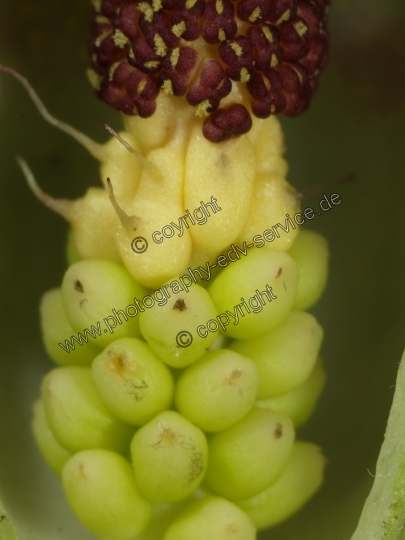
216 78 226 90
186 0 198 8
86 69 102 91
216 0 224 14
293 20 309 36
249 6 261 22
195 100 211 117
161 79 174 94
153 34 167 56
172 21 186 37
112 29 129 48
262 26 273 43
292 66 303 82
152 0 162 11
218 28 226 41
276 9 291 24
137 79 147 94
263 75 271 91
270 54 279 67
108 61 121 81
240 67 250 83
95 15 109 24
94 30 111 48
138 2 154 23
170 48 180 67
91 0 102 12
129 47 135 60
230 42 243 57
144 60 160 68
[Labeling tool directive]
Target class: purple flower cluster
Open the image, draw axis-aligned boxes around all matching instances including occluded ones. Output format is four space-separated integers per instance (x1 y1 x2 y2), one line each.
89 0 329 142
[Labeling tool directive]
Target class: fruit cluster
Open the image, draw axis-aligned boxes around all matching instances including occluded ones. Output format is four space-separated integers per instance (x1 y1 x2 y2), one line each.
88 0 329 141
31 103 329 540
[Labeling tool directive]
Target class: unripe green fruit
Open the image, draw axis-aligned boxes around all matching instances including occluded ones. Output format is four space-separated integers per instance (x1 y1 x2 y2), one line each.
288 230 329 311
209 248 299 339
61 259 147 348
135 487 212 540
163 496 256 540
130 410 208 503
40 288 100 366
175 349 259 432
237 441 325 529
62 449 152 540
139 282 218 368
230 311 323 398
31 399 72 476
255 359 326 427
91 338 174 425
41 366 134 453
65 228 81 265
204 408 295 500
9 62 330 538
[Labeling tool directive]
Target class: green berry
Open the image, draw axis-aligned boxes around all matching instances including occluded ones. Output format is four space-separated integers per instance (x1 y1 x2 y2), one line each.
163 496 256 540
209 248 298 339
204 408 295 500
230 311 323 398
65 228 81 265
31 399 72 476
62 449 152 540
237 441 325 529
255 359 326 427
91 338 174 425
139 282 219 368
41 366 134 453
40 288 100 366
288 230 329 311
130 410 208 503
175 349 259 432
61 259 147 348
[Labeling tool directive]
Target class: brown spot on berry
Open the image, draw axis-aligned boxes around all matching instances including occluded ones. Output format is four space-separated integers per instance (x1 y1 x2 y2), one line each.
274 422 283 438
173 298 187 311
74 279 85 293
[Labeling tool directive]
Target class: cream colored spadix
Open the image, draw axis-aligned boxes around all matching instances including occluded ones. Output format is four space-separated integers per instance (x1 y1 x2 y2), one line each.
123 93 193 154
69 188 121 261
184 126 256 257
248 115 289 177
99 130 142 201
109 135 192 288
17 157 120 262
236 172 300 252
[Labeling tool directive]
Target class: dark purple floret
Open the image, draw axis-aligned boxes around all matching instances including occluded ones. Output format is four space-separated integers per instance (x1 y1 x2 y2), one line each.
89 0 330 142
203 104 252 141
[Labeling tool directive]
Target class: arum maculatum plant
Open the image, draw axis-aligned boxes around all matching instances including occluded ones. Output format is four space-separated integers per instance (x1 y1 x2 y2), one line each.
4 0 382 538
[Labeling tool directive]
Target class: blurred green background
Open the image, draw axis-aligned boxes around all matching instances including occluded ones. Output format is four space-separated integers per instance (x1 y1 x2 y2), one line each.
0 0 404 538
